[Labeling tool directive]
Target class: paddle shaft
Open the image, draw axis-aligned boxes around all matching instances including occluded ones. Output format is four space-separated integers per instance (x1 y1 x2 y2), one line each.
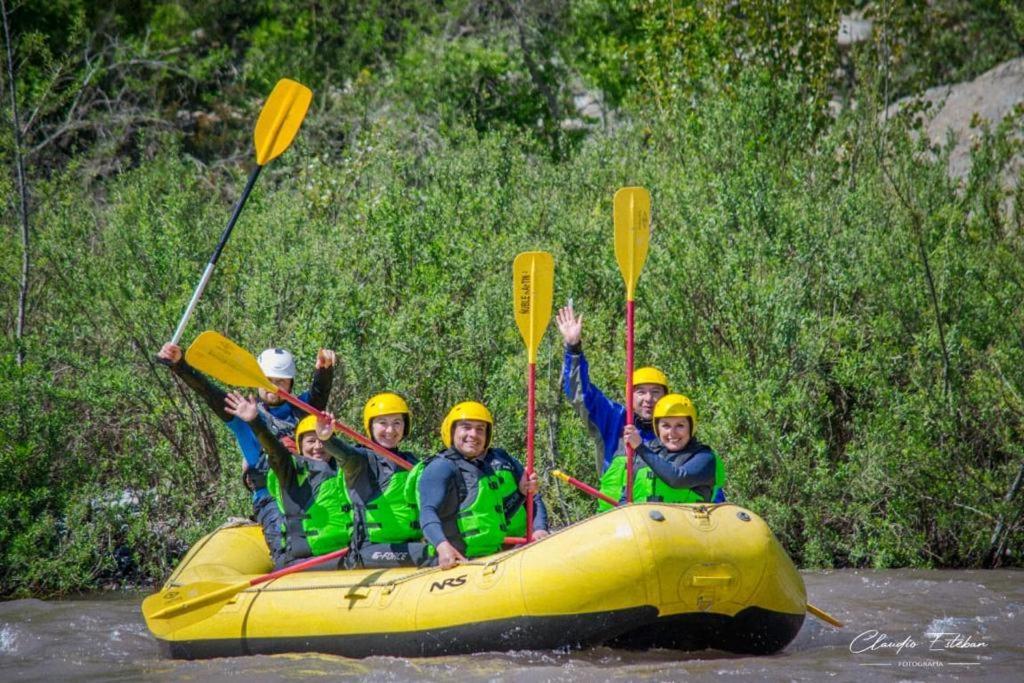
275 388 413 471
151 547 348 620
806 602 844 627
624 298 636 503
526 361 536 543
552 469 620 506
252 547 348 587
171 165 263 345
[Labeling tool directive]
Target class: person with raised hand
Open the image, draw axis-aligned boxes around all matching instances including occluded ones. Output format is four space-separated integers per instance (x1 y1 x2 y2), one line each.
224 394 352 568
556 301 667 475
157 342 336 568
414 402 549 569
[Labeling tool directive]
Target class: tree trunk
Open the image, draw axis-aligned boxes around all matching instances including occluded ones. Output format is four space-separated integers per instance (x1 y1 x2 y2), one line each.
1 0 30 366
984 460 1024 568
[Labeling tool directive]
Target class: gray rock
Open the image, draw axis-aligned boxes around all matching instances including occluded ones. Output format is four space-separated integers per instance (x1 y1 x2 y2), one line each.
838 14 872 47
885 57 1024 184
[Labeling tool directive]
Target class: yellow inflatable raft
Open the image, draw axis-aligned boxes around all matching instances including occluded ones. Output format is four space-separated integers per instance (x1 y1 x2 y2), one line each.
143 503 806 658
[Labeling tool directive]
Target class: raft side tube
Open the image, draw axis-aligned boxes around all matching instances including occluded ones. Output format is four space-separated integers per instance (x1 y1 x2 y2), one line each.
161 606 659 659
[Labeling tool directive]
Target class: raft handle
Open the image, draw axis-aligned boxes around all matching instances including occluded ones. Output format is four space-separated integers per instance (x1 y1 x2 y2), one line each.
691 576 733 587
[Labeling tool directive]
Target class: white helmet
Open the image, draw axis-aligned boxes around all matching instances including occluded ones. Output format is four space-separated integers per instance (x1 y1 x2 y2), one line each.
257 348 296 379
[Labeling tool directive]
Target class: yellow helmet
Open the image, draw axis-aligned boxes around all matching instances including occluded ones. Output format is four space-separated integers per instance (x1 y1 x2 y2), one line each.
633 366 669 390
653 393 697 433
295 414 321 443
440 401 493 449
363 392 411 439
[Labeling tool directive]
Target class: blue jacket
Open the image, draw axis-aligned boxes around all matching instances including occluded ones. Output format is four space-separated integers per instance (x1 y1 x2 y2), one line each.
561 345 655 474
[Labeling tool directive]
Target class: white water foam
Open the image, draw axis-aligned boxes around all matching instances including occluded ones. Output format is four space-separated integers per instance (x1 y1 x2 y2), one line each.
0 624 17 654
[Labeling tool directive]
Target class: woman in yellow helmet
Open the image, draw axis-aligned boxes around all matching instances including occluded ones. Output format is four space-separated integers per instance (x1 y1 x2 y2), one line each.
224 393 352 568
616 393 726 505
313 392 430 568
157 342 336 568
414 401 550 569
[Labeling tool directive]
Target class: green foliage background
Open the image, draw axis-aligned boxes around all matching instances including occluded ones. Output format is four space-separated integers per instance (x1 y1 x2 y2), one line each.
0 0 1022 595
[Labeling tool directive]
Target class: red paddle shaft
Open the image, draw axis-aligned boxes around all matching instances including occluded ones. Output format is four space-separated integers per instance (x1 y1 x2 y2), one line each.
552 470 620 506
526 362 536 543
253 548 349 586
625 299 636 503
275 389 413 471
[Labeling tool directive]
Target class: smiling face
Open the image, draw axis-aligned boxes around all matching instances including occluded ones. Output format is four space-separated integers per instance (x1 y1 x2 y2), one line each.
452 419 489 459
371 413 406 449
299 431 327 461
258 377 293 406
633 383 667 420
656 415 692 452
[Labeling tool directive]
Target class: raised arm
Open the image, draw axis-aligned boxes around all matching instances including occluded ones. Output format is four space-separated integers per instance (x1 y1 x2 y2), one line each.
304 348 336 410
560 333 627 472
158 342 230 421
317 413 369 485
225 392 297 488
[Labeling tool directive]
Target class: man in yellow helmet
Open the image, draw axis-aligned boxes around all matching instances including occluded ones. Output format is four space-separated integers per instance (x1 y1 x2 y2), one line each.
555 302 667 475
224 393 352 568
414 401 549 569
315 392 430 568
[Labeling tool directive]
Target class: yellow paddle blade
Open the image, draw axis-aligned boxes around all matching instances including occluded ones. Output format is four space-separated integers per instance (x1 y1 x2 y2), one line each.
142 580 249 638
613 186 651 301
185 330 278 392
513 251 554 364
807 602 844 628
253 78 313 166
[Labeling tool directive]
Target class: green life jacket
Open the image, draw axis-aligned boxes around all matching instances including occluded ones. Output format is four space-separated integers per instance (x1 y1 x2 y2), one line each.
597 446 726 511
406 451 513 558
362 468 420 543
267 457 353 559
482 453 527 537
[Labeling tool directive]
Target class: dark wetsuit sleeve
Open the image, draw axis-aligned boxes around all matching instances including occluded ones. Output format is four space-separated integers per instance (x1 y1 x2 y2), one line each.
532 494 549 532
307 366 334 411
323 437 367 486
168 359 230 422
501 454 549 532
250 417 297 489
418 460 457 547
638 446 715 489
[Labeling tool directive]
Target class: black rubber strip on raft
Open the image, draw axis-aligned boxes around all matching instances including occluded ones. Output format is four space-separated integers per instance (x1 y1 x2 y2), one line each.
161 606 659 660
608 606 806 655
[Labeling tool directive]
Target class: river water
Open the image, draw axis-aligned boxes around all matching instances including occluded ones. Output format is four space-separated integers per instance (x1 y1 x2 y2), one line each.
1 569 1020 682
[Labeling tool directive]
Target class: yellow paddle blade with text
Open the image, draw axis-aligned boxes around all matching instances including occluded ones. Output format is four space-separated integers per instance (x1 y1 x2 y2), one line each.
613 187 651 301
142 580 250 638
513 251 554 364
